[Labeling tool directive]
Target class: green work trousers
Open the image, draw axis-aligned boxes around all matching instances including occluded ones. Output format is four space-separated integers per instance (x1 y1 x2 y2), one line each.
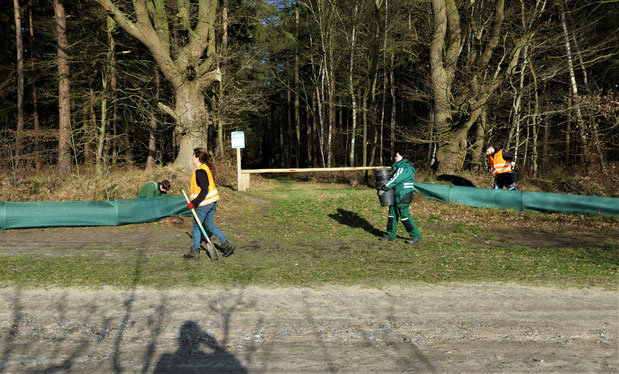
386 203 421 240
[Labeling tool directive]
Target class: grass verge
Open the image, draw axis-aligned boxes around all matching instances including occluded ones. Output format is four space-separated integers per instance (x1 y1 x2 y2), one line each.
1 177 617 289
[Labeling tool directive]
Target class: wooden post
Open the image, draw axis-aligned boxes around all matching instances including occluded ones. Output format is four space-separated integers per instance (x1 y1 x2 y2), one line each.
236 147 243 191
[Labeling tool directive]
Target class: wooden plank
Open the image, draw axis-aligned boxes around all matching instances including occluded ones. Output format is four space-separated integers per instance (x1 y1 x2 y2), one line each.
240 166 390 174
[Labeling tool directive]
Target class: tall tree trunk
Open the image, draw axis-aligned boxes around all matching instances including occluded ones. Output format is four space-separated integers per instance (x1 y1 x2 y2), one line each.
95 71 108 175
389 50 396 160
565 97 571 164
13 0 25 168
507 44 529 160
146 67 160 170
54 0 71 177
471 105 487 171
216 0 228 157
362 91 368 166
286 58 291 167
82 99 93 166
430 0 457 172
86 89 97 166
96 16 115 175
28 0 40 171
294 1 301 167
307 101 313 166
543 112 549 171
379 0 389 165
109 17 118 166
560 10 590 174
347 3 359 167
571 29 606 173
124 121 133 167
367 1 382 167
528 57 540 178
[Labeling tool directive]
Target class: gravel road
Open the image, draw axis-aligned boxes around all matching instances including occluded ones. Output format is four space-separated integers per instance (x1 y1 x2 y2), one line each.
0 284 616 373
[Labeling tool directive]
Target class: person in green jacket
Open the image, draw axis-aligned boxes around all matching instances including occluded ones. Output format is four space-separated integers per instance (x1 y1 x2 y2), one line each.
377 151 422 244
137 180 171 198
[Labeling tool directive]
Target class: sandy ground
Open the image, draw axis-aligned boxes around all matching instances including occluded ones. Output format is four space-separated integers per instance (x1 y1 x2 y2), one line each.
0 284 616 373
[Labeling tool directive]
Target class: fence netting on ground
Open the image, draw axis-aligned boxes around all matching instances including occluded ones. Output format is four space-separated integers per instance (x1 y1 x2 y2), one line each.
414 183 618 216
0 195 191 230
0 184 617 230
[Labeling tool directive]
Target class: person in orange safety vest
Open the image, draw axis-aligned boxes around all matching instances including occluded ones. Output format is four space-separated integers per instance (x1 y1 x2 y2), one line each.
184 148 236 260
486 146 517 190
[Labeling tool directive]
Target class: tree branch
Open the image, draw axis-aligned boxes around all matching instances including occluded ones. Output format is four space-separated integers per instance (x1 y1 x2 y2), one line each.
157 102 178 122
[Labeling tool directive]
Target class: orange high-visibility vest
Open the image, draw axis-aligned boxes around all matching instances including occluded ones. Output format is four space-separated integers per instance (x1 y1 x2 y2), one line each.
488 149 512 176
190 164 220 206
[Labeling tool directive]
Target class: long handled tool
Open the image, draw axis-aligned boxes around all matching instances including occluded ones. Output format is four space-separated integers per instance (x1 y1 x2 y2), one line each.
182 189 218 260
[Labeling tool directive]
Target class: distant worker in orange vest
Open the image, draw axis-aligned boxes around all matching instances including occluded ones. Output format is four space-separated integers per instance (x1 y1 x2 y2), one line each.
184 148 235 259
486 146 518 190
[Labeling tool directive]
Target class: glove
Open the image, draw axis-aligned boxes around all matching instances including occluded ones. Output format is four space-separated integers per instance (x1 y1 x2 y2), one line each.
377 189 385 197
379 184 389 191
187 202 194 210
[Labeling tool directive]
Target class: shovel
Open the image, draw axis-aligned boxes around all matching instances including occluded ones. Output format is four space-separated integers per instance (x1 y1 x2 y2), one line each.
182 189 218 260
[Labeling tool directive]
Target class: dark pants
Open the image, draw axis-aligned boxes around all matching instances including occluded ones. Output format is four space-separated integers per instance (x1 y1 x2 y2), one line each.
494 173 516 190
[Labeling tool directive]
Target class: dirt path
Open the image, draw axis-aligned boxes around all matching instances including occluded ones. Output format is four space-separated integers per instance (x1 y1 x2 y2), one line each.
0 284 616 373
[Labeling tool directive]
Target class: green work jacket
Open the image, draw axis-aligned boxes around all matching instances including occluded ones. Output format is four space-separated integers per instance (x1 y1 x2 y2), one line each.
384 158 416 204
137 181 164 198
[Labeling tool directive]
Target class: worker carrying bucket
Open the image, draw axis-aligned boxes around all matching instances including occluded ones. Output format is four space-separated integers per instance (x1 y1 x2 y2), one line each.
374 169 395 206
375 151 422 244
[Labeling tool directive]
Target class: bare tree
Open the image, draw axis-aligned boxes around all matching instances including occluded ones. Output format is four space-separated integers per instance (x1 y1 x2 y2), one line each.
430 0 530 174
27 0 41 171
94 0 221 170
13 0 24 167
54 0 72 177
146 67 160 170
347 2 359 167
560 9 590 174
294 0 301 167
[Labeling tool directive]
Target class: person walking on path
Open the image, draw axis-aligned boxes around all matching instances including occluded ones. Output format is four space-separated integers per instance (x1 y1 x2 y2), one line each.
184 148 235 259
486 145 517 190
137 180 170 198
377 151 422 244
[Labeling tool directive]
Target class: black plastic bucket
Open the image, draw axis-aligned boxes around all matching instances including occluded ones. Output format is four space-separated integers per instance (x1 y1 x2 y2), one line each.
374 168 392 186
374 168 395 206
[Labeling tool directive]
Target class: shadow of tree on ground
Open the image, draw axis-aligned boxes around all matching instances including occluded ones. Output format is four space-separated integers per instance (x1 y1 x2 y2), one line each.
153 321 247 373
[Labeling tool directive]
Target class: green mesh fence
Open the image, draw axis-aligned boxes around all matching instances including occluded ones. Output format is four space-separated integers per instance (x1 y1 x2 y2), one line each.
414 182 619 216
0 195 191 230
0 185 617 230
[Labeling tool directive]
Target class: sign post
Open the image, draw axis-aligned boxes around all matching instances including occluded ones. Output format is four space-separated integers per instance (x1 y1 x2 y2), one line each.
231 131 247 191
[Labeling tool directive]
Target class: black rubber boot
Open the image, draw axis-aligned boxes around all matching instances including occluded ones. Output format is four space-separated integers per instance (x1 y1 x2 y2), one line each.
183 247 200 260
221 241 236 257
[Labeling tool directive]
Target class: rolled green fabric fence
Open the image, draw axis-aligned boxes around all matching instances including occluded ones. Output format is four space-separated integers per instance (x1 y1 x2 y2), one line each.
414 182 451 203
116 195 190 225
414 182 617 216
0 202 6 230
523 191 618 215
1 184 617 231
0 195 191 230
2 200 119 229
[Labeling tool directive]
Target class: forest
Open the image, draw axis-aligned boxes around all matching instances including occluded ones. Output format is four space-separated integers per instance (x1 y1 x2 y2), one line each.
1 0 617 182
